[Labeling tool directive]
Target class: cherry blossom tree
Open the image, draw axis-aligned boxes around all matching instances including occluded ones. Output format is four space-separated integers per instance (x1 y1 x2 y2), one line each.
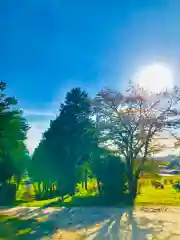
92 83 180 203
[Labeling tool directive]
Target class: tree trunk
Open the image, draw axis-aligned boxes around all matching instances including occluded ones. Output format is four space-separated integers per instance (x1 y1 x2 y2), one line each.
97 178 101 194
137 183 141 195
45 182 47 192
16 180 20 191
32 183 38 196
37 182 41 194
42 181 46 192
84 169 88 190
50 184 53 197
127 207 139 240
128 176 138 206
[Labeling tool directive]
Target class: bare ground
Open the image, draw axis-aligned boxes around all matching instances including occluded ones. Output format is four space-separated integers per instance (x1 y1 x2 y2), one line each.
1 206 180 239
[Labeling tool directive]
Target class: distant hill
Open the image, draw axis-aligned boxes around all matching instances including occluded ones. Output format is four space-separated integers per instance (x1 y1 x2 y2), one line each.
153 155 178 162
151 155 180 170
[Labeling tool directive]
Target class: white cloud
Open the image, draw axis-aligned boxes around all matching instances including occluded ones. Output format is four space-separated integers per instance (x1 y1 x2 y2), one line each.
25 125 43 155
25 119 52 155
23 109 57 154
25 114 178 156
24 83 81 154
24 108 57 155
23 92 65 154
154 132 178 156
23 109 56 117
23 91 64 154
24 83 180 157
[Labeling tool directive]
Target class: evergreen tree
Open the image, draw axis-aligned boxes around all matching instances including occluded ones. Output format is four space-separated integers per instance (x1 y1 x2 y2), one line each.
0 81 29 184
30 88 95 198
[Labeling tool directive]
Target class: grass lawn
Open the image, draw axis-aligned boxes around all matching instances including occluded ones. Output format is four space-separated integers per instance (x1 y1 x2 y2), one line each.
21 182 180 207
136 184 180 206
20 197 60 208
2 177 180 208
0 213 66 240
1 182 180 239
19 185 180 208
0 214 36 239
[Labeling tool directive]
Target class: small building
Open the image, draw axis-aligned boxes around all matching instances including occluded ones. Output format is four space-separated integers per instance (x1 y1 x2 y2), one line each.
159 169 180 176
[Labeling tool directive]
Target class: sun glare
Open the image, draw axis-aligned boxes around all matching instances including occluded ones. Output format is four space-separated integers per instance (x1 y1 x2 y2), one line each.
135 63 174 93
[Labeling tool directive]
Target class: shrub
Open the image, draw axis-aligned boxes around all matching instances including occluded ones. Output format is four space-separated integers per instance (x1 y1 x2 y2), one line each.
173 181 180 191
0 183 16 205
92 154 126 203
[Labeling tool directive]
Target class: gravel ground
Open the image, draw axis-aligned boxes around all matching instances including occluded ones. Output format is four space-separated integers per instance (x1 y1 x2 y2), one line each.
1 206 180 239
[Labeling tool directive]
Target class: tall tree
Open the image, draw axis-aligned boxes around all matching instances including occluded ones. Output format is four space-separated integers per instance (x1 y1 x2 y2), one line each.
0 81 29 184
30 88 95 198
92 83 180 203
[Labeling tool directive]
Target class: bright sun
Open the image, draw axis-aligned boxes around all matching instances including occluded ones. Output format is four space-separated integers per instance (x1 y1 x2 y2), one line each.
135 63 174 93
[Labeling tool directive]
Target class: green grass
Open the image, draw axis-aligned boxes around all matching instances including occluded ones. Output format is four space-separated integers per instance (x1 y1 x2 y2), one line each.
136 184 180 206
22 180 180 207
0 214 87 240
15 182 180 207
21 197 59 207
0 214 35 239
2 178 180 239
3 177 180 208
20 185 180 208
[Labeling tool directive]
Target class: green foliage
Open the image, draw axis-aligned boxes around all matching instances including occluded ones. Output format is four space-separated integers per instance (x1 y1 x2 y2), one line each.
30 88 95 198
91 147 126 201
0 214 36 240
0 153 15 183
173 182 180 191
92 85 180 204
136 184 180 206
0 183 16 205
0 81 29 184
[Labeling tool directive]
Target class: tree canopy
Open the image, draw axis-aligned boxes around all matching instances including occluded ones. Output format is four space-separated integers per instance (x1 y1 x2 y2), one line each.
92 83 180 202
30 88 96 198
0 81 29 184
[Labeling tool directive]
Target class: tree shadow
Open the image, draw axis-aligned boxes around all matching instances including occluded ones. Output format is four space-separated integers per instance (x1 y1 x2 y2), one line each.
1 204 180 239
0 215 37 240
11 206 149 239
0 206 125 239
86 211 124 240
83 207 180 239
130 212 180 240
46 195 128 208
83 208 149 240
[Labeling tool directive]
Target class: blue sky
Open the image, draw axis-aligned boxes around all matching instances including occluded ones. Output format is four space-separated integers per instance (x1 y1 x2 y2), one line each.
1 0 180 153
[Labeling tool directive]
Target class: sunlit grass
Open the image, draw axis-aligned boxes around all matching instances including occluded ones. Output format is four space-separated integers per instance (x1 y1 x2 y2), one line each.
22 197 59 207
16 182 36 202
0 214 35 239
16 228 32 236
1 180 180 239
136 184 180 206
9 176 180 208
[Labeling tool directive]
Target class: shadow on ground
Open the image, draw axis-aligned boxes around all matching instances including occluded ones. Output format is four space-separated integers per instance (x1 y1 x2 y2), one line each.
1 206 126 239
1 204 180 239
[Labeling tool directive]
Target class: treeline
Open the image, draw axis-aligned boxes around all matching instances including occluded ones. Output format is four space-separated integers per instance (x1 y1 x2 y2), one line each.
29 83 180 205
1 80 180 206
0 81 30 203
29 88 126 203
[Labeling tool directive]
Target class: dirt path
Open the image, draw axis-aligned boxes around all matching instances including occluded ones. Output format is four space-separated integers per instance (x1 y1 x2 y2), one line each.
1 206 180 239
